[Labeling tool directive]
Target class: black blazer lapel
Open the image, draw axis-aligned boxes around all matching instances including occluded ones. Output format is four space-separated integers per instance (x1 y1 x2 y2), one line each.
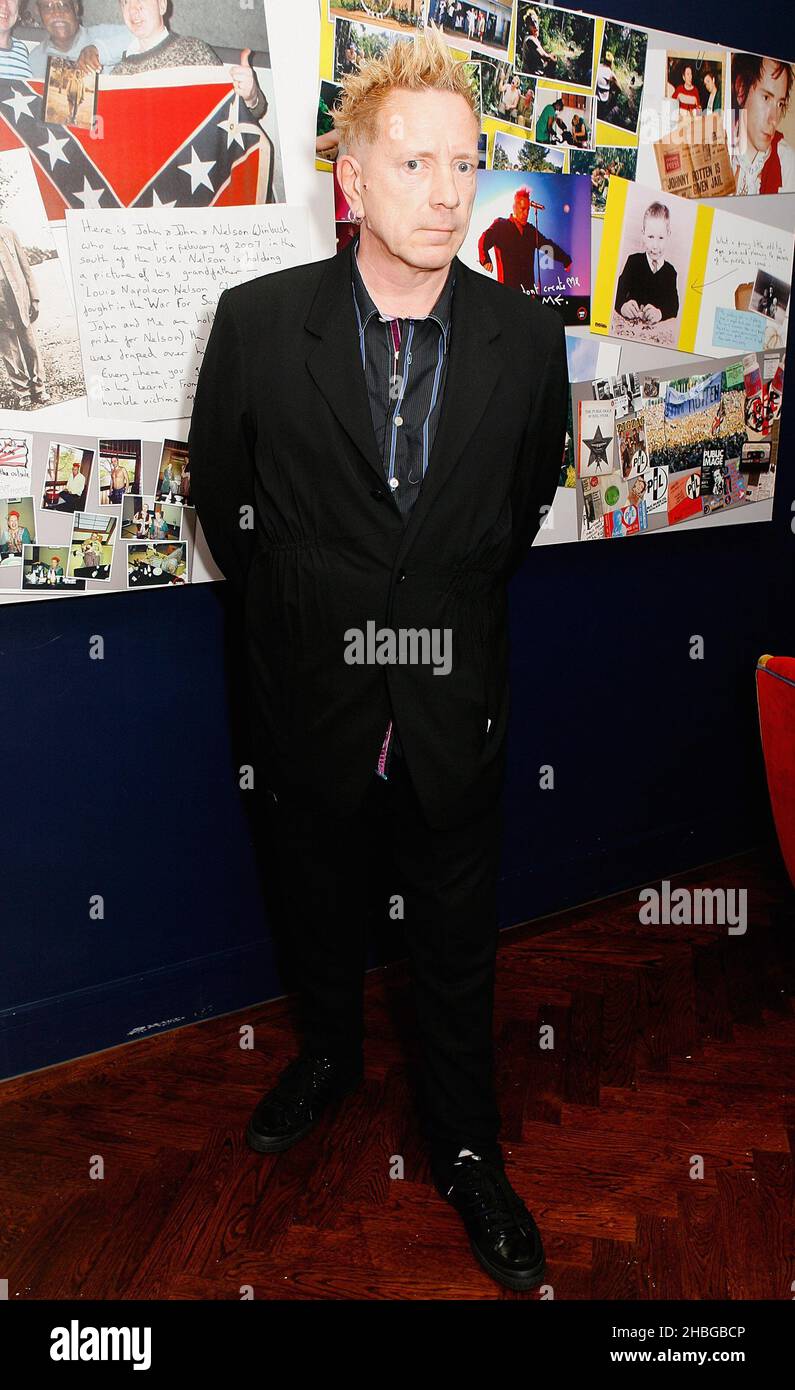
304 238 385 490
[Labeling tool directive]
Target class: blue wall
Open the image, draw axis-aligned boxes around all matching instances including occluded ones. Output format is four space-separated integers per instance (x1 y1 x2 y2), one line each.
2 0 794 1079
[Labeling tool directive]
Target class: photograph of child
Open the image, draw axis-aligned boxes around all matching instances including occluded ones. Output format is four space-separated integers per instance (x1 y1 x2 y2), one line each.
615 203 679 326
610 188 697 347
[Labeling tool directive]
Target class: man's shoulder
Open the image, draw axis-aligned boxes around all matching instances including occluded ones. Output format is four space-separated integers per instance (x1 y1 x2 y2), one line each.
220 254 336 318
459 256 564 342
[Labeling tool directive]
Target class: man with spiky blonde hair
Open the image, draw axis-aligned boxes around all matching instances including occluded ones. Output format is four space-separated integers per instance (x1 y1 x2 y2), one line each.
190 24 567 1293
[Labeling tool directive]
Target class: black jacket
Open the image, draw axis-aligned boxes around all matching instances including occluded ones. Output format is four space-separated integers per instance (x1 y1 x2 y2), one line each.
188 236 568 830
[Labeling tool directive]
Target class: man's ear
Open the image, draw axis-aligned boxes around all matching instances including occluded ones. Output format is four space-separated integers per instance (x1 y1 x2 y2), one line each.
337 152 364 217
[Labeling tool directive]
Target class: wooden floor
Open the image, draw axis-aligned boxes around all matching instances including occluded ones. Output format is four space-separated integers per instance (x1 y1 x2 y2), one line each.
2 845 794 1300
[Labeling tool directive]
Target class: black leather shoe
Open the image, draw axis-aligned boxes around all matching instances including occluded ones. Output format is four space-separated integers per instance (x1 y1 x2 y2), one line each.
246 1052 364 1154
436 1154 546 1291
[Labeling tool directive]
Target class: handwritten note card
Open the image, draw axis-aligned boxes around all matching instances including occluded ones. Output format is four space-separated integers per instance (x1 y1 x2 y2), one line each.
66 206 311 420
712 306 767 352
0 433 33 500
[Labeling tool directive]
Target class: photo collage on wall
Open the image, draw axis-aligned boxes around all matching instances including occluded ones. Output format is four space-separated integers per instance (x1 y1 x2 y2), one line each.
1 432 194 593
0 0 289 602
572 349 785 539
318 3 651 231
317 2 793 544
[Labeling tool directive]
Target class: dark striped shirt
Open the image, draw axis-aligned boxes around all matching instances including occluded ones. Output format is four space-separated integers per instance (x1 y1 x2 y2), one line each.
351 236 455 519
0 38 32 79
350 235 456 774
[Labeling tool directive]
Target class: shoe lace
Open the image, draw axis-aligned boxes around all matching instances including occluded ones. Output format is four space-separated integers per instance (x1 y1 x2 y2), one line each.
447 1157 529 1237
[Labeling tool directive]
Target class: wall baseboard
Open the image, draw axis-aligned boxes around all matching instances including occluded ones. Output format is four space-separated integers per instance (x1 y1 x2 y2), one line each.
1 821 766 1083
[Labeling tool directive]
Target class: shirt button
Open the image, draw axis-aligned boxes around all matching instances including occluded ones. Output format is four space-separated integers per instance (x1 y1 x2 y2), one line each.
394 415 403 426
388 477 399 490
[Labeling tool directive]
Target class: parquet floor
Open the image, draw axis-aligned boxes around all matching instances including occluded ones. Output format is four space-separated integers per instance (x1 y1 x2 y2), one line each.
2 846 793 1300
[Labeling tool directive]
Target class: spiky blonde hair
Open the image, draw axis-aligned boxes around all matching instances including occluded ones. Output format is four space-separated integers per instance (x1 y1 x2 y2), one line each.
334 23 478 154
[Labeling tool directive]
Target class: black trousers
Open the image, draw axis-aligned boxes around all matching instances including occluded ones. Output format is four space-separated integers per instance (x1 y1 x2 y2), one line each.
263 750 505 1170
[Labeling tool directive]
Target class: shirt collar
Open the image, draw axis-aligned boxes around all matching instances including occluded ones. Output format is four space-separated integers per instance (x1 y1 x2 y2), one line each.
351 235 455 349
127 25 169 56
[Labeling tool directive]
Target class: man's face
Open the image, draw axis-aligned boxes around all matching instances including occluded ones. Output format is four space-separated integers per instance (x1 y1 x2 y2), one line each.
8 513 18 530
72 463 79 473
343 88 479 270
643 215 669 264
740 59 790 152
120 0 165 41
37 0 79 46
0 0 19 34
512 191 529 225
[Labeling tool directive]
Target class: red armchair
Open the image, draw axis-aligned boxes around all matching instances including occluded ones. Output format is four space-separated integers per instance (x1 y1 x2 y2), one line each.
756 655 795 890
